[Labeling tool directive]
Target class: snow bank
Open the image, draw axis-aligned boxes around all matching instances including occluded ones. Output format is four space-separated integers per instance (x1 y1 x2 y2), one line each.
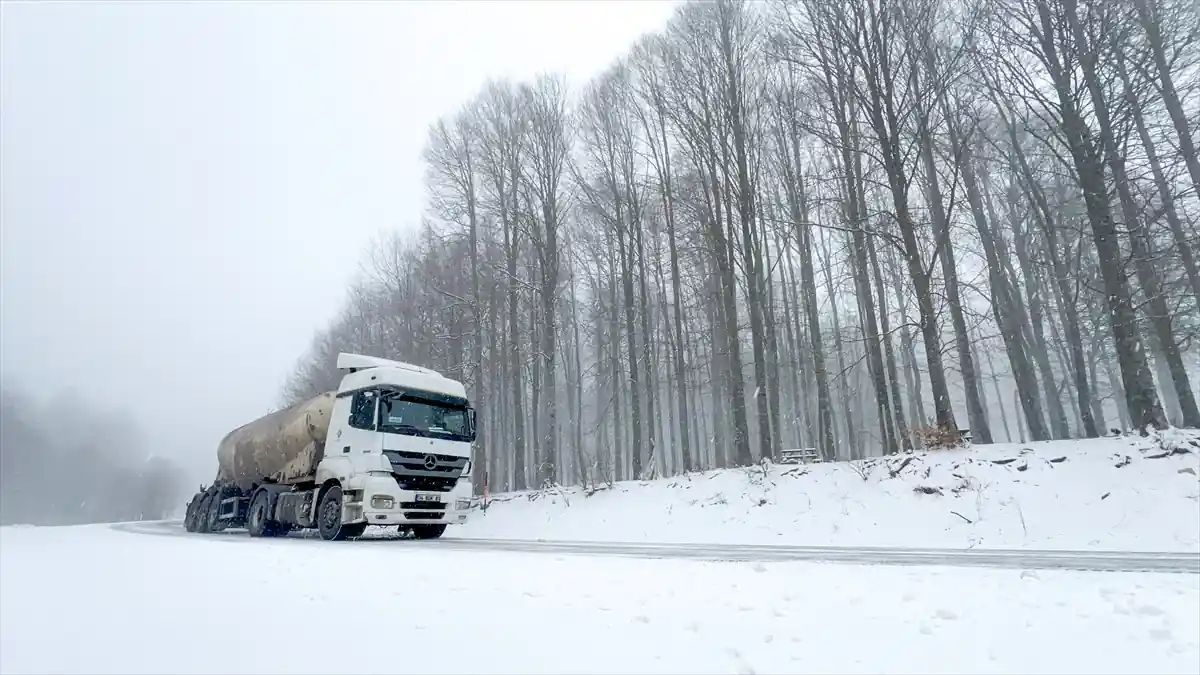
2 524 1198 674
459 430 1200 552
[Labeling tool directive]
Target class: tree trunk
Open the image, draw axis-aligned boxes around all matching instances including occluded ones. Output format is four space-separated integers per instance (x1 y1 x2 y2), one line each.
855 9 958 434
962 127 1050 441
655 99 694 472
887 244 927 428
821 228 855 458
1004 171 1071 439
1040 0 1164 431
867 219 912 451
503 191 526 491
846 110 899 454
915 55 990 443
718 3 774 461
709 179 753 466
997 104 1099 438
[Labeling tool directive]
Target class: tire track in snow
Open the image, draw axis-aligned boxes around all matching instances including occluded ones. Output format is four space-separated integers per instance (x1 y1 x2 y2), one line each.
111 520 1200 574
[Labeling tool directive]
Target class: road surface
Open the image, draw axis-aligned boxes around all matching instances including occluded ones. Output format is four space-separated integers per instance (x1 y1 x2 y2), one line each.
112 520 1200 574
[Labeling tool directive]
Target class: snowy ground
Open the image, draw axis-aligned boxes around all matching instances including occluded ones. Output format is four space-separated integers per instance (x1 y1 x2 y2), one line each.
1 523 1198 675
460 430 1200 552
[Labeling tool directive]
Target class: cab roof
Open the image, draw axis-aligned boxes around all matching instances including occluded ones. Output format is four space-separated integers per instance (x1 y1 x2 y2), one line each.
336 352 468 401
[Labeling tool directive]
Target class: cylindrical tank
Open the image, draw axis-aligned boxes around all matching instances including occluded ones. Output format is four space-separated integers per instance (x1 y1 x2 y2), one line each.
215 391 336 490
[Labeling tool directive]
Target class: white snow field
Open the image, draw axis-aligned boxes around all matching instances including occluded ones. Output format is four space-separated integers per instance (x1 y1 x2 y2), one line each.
459 430 1200 552
1 522 1198 675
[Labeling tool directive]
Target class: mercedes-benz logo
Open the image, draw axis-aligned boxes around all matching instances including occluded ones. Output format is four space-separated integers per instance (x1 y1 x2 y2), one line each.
423 454 438 470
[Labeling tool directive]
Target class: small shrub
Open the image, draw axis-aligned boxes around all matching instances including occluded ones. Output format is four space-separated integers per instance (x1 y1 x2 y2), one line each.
913 425 965 451
849 459 874 481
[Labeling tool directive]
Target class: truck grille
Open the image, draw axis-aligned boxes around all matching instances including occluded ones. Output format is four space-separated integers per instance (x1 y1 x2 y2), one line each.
384 450 467 493
404 512 444 520
400 501 446 510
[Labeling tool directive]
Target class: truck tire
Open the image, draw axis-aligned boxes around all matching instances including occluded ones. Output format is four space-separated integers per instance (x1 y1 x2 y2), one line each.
206 492 227 533
247 490 281 538
195 495 213 533
316 486 366 541
184 494 201 532
410 524 446 540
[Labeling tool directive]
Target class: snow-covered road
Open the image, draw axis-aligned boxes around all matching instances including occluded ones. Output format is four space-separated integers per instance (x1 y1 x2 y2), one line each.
113 519 1200 574
2 522 1198 675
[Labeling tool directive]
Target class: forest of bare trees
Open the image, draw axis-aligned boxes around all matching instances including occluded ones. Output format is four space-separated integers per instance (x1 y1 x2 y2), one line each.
283 0 1200 494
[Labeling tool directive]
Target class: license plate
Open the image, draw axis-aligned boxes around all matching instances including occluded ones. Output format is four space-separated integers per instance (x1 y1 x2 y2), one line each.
415 493 441 503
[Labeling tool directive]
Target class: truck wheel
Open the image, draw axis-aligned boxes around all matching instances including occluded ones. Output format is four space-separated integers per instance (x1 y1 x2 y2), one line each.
195 495 212 533
184 494 201 532
317 486 366 541
206 493 227 533
247 490 279 537
410 524 446 540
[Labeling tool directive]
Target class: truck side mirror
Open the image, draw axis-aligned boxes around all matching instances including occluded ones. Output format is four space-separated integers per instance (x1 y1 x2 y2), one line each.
468 408 478 440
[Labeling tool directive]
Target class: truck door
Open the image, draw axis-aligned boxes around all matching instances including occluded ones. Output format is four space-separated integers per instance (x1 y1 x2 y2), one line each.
339 389 384 458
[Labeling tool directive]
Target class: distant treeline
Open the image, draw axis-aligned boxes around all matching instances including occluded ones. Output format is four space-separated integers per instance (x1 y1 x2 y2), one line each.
0 388 185 526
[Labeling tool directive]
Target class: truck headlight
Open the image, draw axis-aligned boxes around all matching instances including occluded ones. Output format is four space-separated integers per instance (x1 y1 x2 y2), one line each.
371 496 395 510
454 499 471 511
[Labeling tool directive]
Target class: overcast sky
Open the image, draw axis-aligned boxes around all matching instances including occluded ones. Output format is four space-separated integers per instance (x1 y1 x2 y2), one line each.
1 0 680 484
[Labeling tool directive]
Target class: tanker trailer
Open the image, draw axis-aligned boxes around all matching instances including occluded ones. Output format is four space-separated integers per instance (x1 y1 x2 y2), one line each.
184 352 478 541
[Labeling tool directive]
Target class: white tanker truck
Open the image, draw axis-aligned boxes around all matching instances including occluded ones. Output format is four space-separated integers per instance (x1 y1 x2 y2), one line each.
184 353 477 541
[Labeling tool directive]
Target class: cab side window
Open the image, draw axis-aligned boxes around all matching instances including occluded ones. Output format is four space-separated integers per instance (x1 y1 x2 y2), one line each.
349 391 377 430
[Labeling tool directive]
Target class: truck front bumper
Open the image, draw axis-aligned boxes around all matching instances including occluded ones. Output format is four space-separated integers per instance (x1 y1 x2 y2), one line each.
349 474 471 526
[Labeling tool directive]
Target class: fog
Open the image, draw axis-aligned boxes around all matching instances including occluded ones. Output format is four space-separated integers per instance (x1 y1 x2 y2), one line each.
0 387 185 525
0 1 679 522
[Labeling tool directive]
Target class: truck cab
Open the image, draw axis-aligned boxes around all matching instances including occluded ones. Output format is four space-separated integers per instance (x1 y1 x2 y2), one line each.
316 353 477 537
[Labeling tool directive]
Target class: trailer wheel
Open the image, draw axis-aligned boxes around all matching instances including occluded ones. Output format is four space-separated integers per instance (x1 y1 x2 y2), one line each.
194 495 212 533
316 486 366 541
410 524 446 540
184 494 201 532
247 490 280 537
205 492 227 533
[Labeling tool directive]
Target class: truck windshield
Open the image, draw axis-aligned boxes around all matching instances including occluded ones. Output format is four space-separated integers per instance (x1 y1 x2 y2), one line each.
377 392 473 442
